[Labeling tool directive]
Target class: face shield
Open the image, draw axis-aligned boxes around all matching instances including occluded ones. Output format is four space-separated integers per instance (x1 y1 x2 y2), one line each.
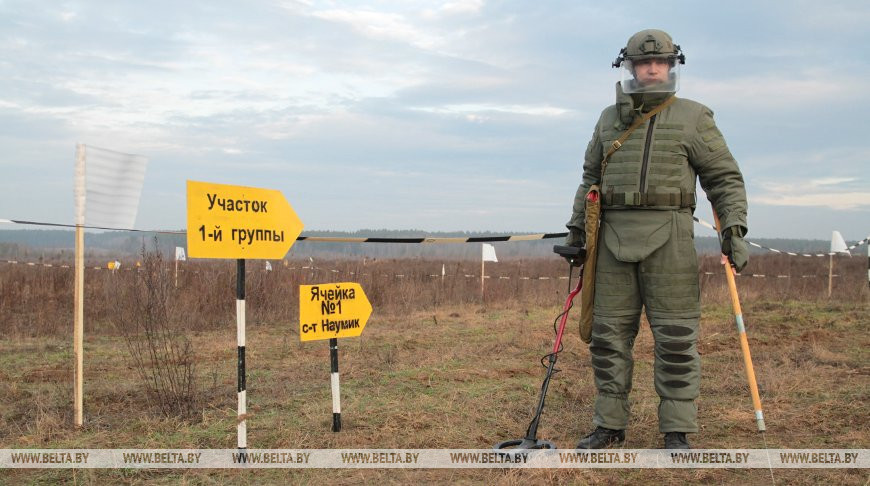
618 56 681 94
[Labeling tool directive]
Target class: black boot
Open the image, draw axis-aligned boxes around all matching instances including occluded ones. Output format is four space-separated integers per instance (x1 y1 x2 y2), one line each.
576 427 625 449
664 432 690 449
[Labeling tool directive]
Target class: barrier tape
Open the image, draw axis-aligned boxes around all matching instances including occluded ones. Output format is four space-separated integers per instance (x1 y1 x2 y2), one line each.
691 217 870 257
0 219 184 234
0 260 846 280
0 218 562 243
296 233 567 243
2 217 868 255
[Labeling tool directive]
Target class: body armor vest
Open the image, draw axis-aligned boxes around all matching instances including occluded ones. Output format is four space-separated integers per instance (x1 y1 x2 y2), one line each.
600 112 697 210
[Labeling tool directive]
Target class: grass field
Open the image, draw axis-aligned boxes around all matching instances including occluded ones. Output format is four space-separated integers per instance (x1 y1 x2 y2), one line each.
1 255 868 484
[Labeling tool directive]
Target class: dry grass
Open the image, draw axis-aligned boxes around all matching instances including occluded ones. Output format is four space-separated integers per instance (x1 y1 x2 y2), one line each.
2 252 867 337
0 254 868 484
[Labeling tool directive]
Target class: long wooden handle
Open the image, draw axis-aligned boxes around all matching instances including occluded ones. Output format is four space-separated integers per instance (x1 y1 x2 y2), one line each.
713 212 766 432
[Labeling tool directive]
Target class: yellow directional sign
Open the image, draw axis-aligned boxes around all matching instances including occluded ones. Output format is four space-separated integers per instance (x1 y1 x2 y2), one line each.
186 180 304 260
299 283 372 341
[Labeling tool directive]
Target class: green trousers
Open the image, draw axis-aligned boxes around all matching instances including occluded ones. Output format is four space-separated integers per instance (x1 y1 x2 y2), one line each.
588 209 701 433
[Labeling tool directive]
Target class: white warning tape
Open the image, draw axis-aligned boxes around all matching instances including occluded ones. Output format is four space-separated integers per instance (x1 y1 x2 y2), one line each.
692 216 869 258
0 260 850 279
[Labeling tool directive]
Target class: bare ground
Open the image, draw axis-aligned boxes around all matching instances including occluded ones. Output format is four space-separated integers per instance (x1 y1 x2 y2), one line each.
1 296 867 485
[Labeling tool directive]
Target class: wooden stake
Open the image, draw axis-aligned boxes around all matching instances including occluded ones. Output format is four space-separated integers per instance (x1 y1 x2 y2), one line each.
73 224 84 427
480 259 485 299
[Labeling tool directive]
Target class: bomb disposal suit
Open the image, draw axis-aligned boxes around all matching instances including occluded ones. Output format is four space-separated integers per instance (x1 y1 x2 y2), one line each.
566 29 748 437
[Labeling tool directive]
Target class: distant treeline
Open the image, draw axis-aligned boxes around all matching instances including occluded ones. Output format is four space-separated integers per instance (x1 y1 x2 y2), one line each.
0 228 852 261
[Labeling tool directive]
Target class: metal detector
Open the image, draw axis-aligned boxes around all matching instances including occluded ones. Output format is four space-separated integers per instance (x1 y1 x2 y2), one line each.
493 244 585 454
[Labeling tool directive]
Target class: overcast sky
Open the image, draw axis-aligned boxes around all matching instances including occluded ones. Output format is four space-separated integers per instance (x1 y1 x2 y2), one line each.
1 1 868 241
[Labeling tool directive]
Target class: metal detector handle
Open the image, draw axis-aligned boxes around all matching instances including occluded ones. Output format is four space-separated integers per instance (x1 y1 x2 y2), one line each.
553 245 585 266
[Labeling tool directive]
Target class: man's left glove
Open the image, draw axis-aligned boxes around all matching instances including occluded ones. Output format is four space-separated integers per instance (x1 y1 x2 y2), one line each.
721 226 749 273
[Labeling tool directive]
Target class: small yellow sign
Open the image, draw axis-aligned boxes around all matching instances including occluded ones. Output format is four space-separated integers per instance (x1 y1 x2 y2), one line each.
186 180 304 260
299 283 372 341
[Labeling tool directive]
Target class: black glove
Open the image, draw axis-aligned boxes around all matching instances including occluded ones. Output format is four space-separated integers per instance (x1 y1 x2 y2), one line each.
566 228 586 249
565 248 586 267
721 226 749 272
555 243 586 267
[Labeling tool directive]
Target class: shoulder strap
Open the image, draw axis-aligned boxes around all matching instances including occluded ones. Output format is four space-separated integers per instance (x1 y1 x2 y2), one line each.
599 95 676 179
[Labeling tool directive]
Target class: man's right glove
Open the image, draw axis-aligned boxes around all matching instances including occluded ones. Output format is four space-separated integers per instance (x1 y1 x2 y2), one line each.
566 228 586 249
563 229 586 267
721 226 749 273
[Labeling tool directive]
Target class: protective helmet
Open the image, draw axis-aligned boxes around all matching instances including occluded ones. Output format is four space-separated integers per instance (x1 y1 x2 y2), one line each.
613 29 685 94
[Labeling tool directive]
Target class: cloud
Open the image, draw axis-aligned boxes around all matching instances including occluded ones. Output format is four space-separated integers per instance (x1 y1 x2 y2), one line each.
810 177 856 187
753 178 869 210
752 192 869 210
1 1 869 239
683 71 864 109
412 103 573 117
745 146 868 211
308 8 441 50
422 0 485 19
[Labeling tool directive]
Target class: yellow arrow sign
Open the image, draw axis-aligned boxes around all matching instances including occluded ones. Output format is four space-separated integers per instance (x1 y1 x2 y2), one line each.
186 180 304 260
299 283 372 341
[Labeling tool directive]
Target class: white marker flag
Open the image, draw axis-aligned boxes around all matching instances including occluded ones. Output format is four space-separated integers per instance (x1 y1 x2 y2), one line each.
74 144 148 228
482 243 498 262
830 231 850 255
175 247 186 261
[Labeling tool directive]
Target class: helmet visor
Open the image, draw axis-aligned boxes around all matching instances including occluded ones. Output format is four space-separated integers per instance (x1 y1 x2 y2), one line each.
619 57 680 94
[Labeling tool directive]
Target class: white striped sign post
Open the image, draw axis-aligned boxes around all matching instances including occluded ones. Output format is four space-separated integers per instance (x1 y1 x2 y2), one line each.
186 181 303 449
236 259 247 450
299 283 372 432
329 338 341 432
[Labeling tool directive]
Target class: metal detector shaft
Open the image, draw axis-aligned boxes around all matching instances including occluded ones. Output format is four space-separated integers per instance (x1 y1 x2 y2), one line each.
523 274 584 441
714 213 766 432
553 275 583 353
494 249 585 452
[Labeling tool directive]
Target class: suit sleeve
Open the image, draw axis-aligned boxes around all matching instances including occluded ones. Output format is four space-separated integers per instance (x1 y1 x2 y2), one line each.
565 118 604 244
689 108 748 234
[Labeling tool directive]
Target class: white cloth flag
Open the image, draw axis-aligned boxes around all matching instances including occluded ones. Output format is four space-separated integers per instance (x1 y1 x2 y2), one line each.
74 144 148 228
830 231 850 255
482 243 498 262
175 247 186 261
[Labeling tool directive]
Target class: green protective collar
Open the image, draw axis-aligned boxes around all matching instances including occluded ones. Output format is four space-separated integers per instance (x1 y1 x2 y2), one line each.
630 91 674 113
615 82 634 127
614 82 675 125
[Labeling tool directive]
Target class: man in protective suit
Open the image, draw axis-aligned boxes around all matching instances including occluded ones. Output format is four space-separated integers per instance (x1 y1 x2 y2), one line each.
565 29 749 449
